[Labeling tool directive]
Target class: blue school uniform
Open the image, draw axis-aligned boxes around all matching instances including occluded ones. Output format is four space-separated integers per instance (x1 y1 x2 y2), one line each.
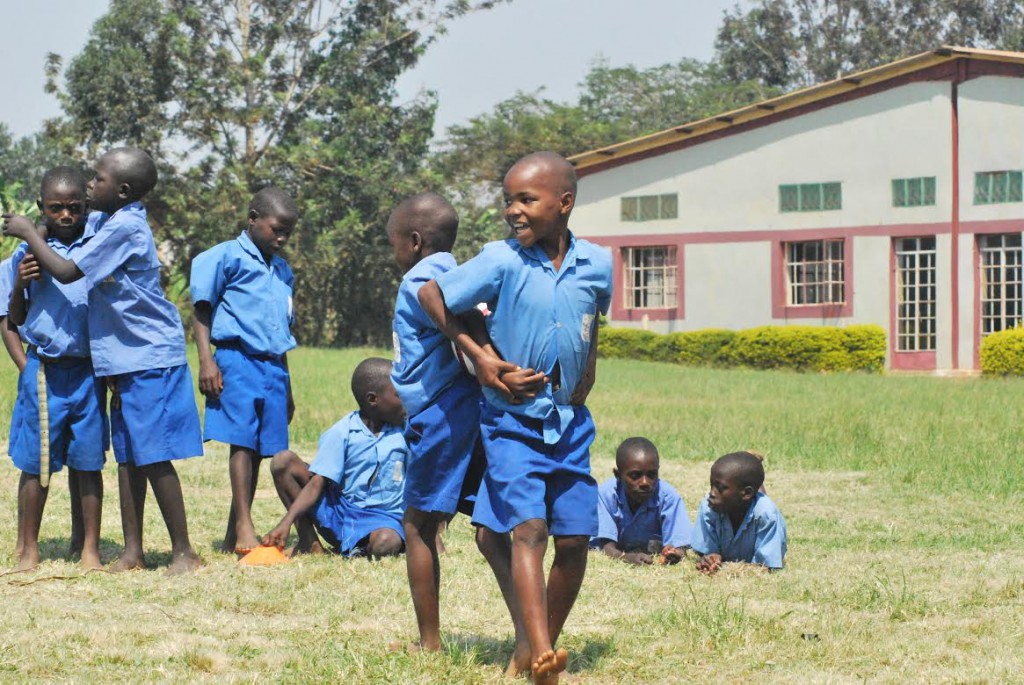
591 478 693 551
308 411 407 555
392 252 483 515
6 232 108 475
435 233 613 535
691 493 788 569
0 256 15 318
71 204 202 466
190 232 296 456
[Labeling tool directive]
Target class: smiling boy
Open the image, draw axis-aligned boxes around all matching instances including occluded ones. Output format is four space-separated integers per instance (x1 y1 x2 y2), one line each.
693 451 787 574
591 437 691 565
190 186 298 555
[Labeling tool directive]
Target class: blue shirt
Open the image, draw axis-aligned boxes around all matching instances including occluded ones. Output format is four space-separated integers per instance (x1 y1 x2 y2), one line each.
0 256 14 318
8 224 97 359
72 203 187 376
592 478 693 551
435 233 612 443
189 231 296 358
391 252 465 417
309 411 408 515
691 493 787 569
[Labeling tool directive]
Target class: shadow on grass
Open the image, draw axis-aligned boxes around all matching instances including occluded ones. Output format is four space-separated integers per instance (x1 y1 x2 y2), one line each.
38 536 123 561
444 633 614 674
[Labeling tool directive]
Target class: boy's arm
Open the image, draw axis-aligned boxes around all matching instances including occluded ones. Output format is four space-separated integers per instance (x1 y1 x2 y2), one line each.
418 280 519 401
600 541 654 565
691 501 723 574
571 319 600 406
1 318 25 372
262 474 327 549
283 353 294 423
7 252 38 328
2 216 83 283
461 307 546 400
192 302 223 399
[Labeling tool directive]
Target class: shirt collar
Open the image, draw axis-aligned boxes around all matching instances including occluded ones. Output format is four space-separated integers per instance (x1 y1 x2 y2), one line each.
406 251 456 280
236 230 272 267
516 231 588 273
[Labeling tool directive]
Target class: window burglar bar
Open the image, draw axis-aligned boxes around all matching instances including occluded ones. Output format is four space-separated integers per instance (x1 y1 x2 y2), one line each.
979 234 1024 335
895 237 937 351
786 239 845 305
623 246 677 309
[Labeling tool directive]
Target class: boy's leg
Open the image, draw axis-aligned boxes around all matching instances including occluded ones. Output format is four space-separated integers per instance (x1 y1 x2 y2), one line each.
77 470 104 570
475 526 530 676
546 535 589 644
14 493 25 559
268 450 322 553
111 463 147 572
366 527 403 559
223 446 261 553
16 472 49 571
68 467 84 557
402 507 445 650
142 461 202 574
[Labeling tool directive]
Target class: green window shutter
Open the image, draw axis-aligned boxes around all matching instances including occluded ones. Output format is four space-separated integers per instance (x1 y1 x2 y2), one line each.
822 182 842 210
621 197 638 221
892 179 907 207
993 171 1008 203
974 172 990 204
779 185 799 212
660 193 678 219
639 195 659 221
923 177 936 205
1010 171 1023 202
800 183 821 211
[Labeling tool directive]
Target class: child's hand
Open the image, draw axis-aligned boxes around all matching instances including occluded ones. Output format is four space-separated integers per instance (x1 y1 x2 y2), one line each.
261 524 290 550
198 358 224 399
696 553 722 575
659 546 685 566
287 390 295 424
623 551 654 565
501 366 547 401
1 215 37 240
472 352 522 402
14 253 41 287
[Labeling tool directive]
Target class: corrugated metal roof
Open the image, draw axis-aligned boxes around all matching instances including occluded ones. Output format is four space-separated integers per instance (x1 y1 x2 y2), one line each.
569 46 1024 172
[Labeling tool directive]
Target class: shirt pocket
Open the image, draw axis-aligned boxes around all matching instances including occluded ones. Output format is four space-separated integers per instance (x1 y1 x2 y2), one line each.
577 296 597 344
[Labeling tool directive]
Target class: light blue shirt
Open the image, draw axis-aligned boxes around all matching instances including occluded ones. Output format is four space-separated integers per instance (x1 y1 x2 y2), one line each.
309 410 408 515
391 252 465 417
71 203 187 376
0 256 14 318
8 223 97 359
691 493 787 569
592 478 693 551
435 233 612 443
189 231 296 358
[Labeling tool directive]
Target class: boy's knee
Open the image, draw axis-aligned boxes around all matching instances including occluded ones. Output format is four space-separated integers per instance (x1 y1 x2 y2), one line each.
366 528 403 558
475 525 508 557
512 518 548 548
553 535 590 556
269 450 298 479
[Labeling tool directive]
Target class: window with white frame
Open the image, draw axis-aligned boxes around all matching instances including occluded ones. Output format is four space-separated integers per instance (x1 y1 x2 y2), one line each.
622 246 677 309
785 239 845 305
894 237 937 351
979 234 1023 335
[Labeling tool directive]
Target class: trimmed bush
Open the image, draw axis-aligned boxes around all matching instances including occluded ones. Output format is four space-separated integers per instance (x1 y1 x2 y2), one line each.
598 324 885 373
980 327 1024 375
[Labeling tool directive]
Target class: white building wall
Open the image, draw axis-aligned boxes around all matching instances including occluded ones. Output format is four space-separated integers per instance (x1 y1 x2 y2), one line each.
683 242 773 331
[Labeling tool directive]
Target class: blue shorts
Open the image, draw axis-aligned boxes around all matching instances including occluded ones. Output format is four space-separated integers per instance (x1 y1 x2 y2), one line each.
8 350 108 475
314 486 405 557
111 364 204 466
203 347 290 456
403 375 484 515
471 405 598 536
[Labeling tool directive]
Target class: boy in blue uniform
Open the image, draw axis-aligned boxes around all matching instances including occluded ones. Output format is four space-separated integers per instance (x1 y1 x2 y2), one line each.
4 167 106 571
592 437 691 565
3 148 204 574
387 193 534 662
262 358 406 558
419 152 612 685
0 254 29 559
190 186 297 554
693 451 787 574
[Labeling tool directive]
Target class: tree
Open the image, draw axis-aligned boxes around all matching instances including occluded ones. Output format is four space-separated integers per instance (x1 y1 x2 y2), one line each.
49 0 506 346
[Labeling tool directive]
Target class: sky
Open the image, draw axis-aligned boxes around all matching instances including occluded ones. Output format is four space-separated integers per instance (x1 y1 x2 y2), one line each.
0 0 741 141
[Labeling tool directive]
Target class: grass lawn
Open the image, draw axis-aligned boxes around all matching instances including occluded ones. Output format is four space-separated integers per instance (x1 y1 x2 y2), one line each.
1 347 1023 683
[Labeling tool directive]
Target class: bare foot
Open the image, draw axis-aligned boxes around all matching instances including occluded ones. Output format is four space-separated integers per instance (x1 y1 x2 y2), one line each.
110 553 146 573
166 550 203 575
290 540 326 556
80 548 103 571
531 648 568 685
505 641 531 678
233 523 261 555
15 547 40 572
68 538 84 559
220 536 236 554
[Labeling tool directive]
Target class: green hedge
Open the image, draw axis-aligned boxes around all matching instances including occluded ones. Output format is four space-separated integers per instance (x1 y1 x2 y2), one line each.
980 327 1024 375
598 324 885 373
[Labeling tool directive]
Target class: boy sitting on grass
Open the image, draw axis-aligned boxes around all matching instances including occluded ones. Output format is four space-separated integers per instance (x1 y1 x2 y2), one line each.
693 451 787 574
591 437 691 565
261 358 407 559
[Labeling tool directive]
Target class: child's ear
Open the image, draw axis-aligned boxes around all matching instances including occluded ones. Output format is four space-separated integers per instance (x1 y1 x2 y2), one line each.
612 467 620 480
248 209 259 225
36 199 44 212
365 391 378 407
118 182 132 200
558 191 575 216
740 485 756 502
410 230 423 253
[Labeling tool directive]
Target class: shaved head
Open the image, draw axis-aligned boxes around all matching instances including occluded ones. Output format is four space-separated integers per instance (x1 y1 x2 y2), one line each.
386 192 459 252
712 451 765 490
505 151 577 196
351 357 394 409
40 166 87 199
250 186 298 219
101 147 158 199
615 437 660 470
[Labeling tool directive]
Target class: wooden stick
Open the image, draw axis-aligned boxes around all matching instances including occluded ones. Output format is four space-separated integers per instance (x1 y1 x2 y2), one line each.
37 362 50 488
